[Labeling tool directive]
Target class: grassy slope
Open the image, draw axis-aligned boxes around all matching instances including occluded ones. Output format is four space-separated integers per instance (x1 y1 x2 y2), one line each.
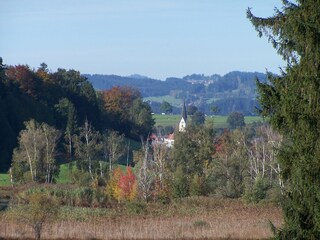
144 95 182 107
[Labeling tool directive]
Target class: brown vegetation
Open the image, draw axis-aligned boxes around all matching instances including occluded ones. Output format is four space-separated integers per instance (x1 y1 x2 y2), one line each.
0 197 282 240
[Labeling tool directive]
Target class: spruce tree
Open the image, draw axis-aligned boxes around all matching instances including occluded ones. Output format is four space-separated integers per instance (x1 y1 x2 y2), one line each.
247 1 320 238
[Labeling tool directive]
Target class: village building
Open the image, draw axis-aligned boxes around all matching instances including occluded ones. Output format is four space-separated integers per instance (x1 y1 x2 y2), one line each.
151 101 188 148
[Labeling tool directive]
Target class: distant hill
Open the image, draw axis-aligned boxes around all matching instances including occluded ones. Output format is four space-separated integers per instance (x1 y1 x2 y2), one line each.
84 71 268 116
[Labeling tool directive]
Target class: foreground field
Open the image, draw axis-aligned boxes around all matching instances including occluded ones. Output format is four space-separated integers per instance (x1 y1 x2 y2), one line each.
0 197 282 240
153 114 263 128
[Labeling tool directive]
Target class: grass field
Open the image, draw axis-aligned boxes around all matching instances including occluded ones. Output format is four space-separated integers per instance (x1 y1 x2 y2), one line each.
56 163 73 184
0 197 282 239
144 95 183 108
0 173 10 187
153 114 263 128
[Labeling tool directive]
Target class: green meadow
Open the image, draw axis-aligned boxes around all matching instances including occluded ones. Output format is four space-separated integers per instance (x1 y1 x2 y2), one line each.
0 173 10 186
153 114 263 128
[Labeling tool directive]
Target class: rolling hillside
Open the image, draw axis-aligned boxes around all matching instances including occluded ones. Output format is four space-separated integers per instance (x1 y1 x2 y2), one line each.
85 71 268 116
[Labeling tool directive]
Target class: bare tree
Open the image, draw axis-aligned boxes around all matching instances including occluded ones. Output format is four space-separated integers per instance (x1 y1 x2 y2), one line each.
138 138 154 201
102 130 125 174
152 142 168 191
74 119 101 178
11 120 60 183
42 123 61 183
246 125 283 188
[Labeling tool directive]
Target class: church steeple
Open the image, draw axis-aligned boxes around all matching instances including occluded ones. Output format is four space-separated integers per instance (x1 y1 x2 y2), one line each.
179 100 187 132
181 100 187 122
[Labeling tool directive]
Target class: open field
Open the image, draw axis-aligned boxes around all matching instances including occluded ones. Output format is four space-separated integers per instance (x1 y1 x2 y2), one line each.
0 197 282 240
145 95 183 108
0 174 10 187
153 114 263 128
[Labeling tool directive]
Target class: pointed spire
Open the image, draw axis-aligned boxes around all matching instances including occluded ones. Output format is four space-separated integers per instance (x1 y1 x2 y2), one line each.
181 100 187 122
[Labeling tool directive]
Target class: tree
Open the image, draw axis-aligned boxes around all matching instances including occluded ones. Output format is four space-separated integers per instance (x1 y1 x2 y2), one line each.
118 167 137 201
191 110 205 126
42 123 61 183
102 86 154 138
106 167 123 201
74 119 101 178
248 1 320 238
102 130 125 173
170 123 214 197
55 98 77 163
227 112 245 130
6 65 42 99
187 105 198 115
106 166 137 202
138 139 154 201
213 130 248 198
129 98 155 137
11 120 60 183
10 192 59 240
160 101 173 114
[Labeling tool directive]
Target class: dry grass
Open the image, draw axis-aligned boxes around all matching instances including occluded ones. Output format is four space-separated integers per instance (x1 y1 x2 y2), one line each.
0 198 282 240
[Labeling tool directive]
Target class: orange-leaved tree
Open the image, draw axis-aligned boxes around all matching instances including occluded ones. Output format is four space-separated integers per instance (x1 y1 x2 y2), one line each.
106 167 123 201
119 167 137 201
106 166 137 202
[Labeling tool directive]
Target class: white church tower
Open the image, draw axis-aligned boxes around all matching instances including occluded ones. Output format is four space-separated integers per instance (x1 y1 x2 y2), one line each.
178 101 188 132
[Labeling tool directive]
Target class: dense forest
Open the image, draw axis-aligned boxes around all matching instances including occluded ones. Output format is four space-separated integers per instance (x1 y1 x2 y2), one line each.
0 59 154 172
85 71 268 115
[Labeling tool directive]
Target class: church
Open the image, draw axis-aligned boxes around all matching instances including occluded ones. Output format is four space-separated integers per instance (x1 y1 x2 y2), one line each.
178 100 187 132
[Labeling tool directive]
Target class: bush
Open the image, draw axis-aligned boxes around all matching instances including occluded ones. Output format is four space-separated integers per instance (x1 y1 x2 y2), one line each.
125 201 147 215
173 166 189 198
8 192 59 240
193 220 210 228
69 169 91 186
245 177 269 203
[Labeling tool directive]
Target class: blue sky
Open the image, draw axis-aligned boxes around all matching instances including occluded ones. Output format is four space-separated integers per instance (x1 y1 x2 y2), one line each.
0 0 285 80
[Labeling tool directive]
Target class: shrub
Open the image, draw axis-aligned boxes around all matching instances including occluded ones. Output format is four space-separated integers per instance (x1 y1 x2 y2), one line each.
173 166 189 198
245 177 269 203
8 192 59 240
125 200 147 215
193 220 210 228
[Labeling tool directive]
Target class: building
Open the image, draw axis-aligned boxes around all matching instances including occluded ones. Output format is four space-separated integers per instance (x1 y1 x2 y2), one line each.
178 100 188 132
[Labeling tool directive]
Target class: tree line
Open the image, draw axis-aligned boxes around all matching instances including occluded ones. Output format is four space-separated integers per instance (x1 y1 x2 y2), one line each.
0 59 154 172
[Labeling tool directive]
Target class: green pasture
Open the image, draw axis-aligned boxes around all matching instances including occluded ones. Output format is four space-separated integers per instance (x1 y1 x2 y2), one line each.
153 114 263 128
0 162 133 187
0 173 10 186
153 114 181 127
144 95 182 107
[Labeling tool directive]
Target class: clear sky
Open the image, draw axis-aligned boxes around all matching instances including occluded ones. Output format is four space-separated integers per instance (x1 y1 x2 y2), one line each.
0 0 285 80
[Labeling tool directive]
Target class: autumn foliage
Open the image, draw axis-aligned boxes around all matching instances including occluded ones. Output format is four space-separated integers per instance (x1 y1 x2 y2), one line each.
6 65 41 98
106 167 137 202
102 86 140 120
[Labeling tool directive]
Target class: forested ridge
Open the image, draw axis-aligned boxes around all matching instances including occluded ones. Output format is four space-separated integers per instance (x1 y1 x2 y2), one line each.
85 71 268 115
0 59 154 172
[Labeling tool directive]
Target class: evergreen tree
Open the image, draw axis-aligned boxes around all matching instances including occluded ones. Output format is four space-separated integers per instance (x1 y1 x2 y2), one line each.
227 112 245 130
248 1 320 238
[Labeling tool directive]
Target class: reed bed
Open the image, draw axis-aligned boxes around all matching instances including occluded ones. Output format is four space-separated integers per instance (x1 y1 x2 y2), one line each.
0 199 282 240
